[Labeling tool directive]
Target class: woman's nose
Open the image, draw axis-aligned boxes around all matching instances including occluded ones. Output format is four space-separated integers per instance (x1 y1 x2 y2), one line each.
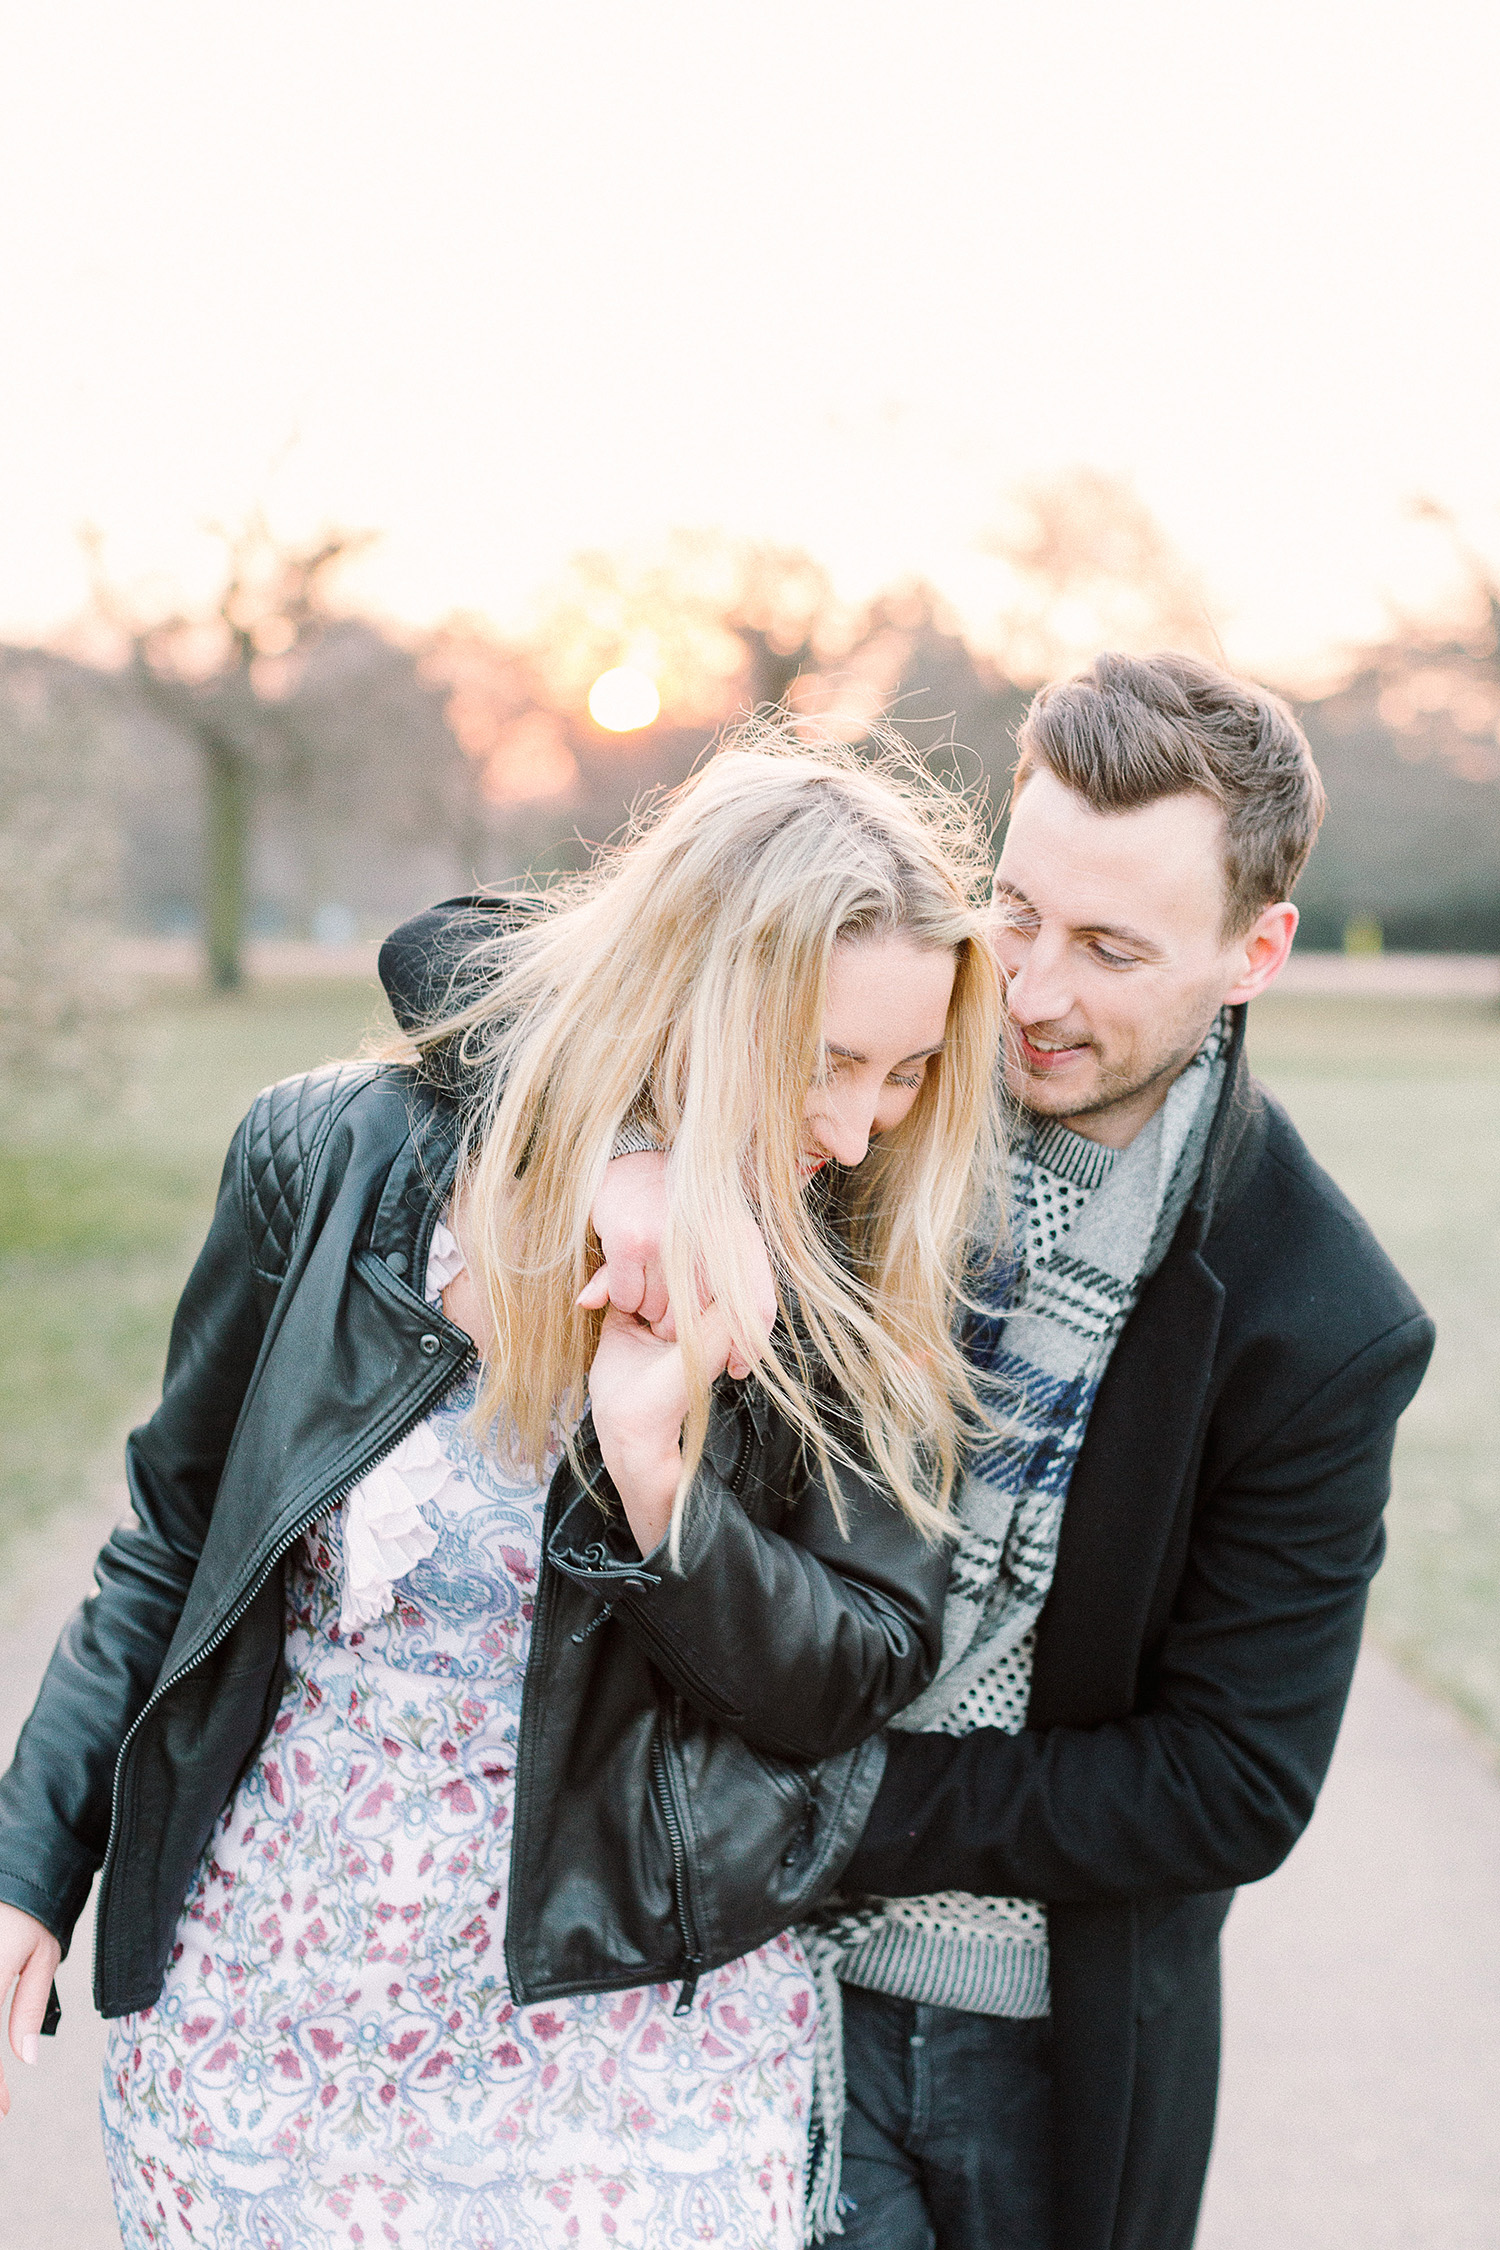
810 1095 873 1169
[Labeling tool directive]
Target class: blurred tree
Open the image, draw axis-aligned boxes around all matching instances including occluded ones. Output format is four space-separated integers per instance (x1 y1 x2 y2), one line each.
87 517 371 989
788 579 1023 820
1290 671 1500 952
722 543 849 711
260 615 488 935
1285 498 1500 955
980 467 1223 684
420 622 569 804
0 651 123 1121
1366 498 1500 787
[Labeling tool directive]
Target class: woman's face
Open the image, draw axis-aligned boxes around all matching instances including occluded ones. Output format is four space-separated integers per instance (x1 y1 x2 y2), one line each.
801 933 957 1174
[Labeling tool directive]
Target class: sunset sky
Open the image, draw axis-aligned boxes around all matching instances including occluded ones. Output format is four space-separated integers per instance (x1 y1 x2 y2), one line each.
3 1 1497 682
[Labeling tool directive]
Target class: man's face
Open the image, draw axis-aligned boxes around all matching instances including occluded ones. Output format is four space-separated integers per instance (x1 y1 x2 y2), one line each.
992 768 1293 1148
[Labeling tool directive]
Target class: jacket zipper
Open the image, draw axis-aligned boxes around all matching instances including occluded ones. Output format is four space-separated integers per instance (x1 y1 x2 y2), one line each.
504 1443 595 2007
95 1341 476 1995
653 1397 751 2012
729 1401 754 1502
652 1695 704 2014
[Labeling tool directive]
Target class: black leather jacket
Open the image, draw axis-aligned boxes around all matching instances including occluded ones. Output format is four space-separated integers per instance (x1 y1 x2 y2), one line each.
0 1064 947 2020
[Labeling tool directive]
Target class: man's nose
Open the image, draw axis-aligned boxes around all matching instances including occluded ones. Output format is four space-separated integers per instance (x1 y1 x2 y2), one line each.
1003 932 1076 1027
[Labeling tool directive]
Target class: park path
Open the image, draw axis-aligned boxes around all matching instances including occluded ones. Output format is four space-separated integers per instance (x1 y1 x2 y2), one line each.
2 1489 1498 2248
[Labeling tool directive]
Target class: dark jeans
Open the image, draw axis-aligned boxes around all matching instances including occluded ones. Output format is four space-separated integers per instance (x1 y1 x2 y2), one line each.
837 1984 1055 2250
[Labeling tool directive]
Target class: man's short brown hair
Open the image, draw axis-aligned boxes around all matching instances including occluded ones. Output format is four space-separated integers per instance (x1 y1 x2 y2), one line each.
1013 651 1327 935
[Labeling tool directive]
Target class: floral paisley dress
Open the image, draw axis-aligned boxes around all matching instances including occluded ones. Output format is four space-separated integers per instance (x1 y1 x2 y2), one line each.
101 1226 818 2250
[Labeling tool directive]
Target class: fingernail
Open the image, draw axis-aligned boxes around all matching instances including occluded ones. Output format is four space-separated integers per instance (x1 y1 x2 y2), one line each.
20 2034 39 2066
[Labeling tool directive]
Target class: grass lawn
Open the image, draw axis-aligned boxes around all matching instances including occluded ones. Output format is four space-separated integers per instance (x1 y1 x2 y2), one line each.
2 981 1494 1750
1246 995 1500 1754
0 979 390 1553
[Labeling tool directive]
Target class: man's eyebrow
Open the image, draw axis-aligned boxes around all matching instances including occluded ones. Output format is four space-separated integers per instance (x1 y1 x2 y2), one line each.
1087 923 1163 954
992 881 1163 957
825 1041 945 1066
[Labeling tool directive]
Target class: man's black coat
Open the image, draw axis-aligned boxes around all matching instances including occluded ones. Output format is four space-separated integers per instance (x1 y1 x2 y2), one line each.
841 1004 1434 2250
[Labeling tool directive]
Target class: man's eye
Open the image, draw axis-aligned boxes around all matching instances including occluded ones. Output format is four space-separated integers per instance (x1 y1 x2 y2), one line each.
1091 942 1137 969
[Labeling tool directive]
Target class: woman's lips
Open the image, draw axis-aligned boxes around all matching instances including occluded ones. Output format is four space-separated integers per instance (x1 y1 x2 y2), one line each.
798 1155 829 1177
1015 1029 1091 1074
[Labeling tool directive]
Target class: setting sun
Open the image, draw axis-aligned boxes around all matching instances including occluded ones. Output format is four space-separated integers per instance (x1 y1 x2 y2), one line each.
587 665 661 732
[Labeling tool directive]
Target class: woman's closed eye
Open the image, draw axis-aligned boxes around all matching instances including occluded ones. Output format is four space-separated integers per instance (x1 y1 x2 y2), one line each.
819 1049 931 1089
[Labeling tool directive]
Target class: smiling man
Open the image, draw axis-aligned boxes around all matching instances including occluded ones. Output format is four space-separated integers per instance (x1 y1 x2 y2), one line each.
823 652 1434 2250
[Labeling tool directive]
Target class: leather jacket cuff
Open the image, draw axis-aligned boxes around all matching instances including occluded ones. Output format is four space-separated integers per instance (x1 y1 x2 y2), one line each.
0 1860 90 1954
547 1490 664 1596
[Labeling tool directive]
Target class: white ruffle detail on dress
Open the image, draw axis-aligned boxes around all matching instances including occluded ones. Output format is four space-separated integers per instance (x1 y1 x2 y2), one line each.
339 1424 451 1631
337 1216 469 1632
424 1217 467 1298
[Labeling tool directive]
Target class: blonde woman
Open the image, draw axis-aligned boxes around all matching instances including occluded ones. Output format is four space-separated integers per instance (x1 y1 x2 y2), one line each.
0 737 1006 2250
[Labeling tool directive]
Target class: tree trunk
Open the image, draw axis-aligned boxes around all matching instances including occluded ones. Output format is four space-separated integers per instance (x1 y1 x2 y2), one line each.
738 629 811 712
203 735 249 991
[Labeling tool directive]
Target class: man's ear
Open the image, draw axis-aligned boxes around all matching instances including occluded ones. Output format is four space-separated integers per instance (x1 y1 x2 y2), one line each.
1222 901 1298 1006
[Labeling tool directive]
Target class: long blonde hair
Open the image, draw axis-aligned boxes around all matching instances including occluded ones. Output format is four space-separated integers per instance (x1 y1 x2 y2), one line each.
403 724 1007 1548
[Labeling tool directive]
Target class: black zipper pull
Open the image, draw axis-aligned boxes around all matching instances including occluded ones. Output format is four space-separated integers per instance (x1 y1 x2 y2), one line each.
674 1956 703 2015
570 1600 615 1646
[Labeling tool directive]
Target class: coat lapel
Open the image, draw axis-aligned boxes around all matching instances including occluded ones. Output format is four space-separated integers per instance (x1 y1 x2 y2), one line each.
1030 1243 1226 1728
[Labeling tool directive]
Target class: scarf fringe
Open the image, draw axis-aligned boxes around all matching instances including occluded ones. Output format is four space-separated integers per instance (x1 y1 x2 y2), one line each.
800 1914 886 2241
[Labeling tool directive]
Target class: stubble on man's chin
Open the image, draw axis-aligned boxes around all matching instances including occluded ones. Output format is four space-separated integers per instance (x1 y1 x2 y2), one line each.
1010 1023 1212 1133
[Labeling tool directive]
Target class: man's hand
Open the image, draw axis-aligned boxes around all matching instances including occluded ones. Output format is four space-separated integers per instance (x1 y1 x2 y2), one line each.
580 1151 777 1383
0 1901 61 2118
580 1152 673 1329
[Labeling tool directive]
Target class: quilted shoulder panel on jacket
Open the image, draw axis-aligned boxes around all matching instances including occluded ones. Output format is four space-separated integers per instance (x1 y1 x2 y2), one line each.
241 1062 379 1283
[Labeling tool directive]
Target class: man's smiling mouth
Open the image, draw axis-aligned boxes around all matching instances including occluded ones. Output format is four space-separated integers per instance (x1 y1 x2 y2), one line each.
1015 1029 1092 1072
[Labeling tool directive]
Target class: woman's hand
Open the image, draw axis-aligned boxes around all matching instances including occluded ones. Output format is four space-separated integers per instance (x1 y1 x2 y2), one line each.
0 1901 61 2119
588 1301 742 1555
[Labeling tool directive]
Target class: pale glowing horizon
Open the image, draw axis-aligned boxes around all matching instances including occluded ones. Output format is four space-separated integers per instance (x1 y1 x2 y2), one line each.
3 1 1499 688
